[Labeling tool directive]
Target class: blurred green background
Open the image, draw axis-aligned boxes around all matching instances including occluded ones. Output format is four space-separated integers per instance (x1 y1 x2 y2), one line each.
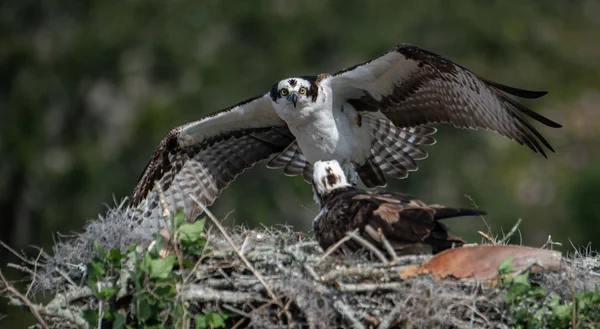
2 0 599 326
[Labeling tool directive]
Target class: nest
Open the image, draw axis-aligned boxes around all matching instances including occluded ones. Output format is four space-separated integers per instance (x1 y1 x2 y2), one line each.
2 200 600 329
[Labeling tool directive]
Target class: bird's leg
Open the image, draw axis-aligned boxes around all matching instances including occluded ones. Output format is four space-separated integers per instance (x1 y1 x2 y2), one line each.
341 160 358 186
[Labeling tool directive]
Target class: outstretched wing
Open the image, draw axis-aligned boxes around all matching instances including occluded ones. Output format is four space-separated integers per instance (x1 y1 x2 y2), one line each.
132 95 295 224
325 43 561 157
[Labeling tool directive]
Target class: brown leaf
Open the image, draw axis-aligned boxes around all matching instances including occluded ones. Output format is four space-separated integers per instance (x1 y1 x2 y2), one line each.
399 245 562 282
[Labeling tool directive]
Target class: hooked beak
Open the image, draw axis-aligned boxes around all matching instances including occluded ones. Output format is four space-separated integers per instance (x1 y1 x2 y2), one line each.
286 92 299 108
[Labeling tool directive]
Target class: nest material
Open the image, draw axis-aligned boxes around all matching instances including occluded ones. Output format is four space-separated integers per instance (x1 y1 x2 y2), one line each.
5 200 600 329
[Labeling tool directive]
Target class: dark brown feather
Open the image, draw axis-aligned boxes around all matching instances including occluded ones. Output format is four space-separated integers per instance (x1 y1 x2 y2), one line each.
132 125 295 222
313 187 486 258
332 44 560 157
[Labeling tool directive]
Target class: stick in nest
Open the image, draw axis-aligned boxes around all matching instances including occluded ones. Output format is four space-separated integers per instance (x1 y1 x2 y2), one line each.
0 269 49 329
333 300 364 329
0 240 38 266
25 248 44 298
316 229 359 265
347 231 389 264
189 195 282 306
541 235 562 250
365 225 399 263
498 218 522 245
378 297 411 329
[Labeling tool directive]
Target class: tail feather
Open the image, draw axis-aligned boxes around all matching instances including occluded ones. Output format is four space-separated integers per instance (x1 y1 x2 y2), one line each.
432 207 487 220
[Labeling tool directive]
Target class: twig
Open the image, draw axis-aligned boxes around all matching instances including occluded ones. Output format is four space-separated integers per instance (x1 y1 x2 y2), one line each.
394 254 431 266
378 298 408 329
230 318 247 329
316 229 358 265
0 269 49 329
541 235 562 250
180 285 261 303
26 248 44 298
0 240 36 265
320 267 390 283
465 194 493 238
6 263 34 276
190 195 281 305
184 220 217 283
46 286 93 308
303 263 320 282
508 260 539 280
477 231 497 245
570 269 576 329
55 267 78 288
498 218 522 245
337 282 408 292
466 303 490 327
333 300 364 329
97 282 103 329
347 231 388 264
222 303 250 318
366 225 399 263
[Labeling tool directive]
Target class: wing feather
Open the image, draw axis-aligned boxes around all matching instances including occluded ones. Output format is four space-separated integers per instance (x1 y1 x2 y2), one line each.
132 95 295 224
266 141 314 181
326 43 560 157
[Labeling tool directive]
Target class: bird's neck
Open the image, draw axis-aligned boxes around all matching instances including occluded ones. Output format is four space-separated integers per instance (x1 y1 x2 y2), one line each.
318 186 356 207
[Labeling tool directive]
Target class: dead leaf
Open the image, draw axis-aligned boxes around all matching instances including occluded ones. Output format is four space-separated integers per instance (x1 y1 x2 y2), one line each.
399 245 562 283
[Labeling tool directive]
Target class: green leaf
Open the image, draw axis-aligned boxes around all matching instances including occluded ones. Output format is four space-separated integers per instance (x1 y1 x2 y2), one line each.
127 244 137 253
87 260 105 280
148 235 165 259
107 247 123 264
154 284 176 297
148 254 177 279
99 286 119 299
137 299 153 322
207 312 227 328
182 259 196 268
93 241 106 257
83 309 99 326
178 218 206 244
552 304 573 322
498 255 514 274
173 208 186 228
195 314 207 329
504 272 530 303
510 271 529 286
143 252 152 273
113 312 126 329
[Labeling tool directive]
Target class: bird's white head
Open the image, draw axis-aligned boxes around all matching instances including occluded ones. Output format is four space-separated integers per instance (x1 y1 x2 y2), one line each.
270 77 318 122
312 160 351 206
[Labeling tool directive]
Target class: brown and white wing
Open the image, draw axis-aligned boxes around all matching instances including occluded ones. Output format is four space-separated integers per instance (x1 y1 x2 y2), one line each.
266 141 314 182
325 43 561 157
357 116 437 188
131 94 295 224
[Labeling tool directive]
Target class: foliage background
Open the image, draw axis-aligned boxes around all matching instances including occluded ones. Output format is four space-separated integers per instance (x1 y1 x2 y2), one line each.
1 0 599 326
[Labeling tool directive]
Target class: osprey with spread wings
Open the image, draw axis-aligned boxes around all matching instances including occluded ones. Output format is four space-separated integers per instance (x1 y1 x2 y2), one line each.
131 44 561 222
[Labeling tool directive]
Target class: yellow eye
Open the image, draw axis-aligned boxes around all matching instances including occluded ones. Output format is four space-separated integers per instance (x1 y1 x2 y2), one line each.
280 89 289 96
299 87 307 95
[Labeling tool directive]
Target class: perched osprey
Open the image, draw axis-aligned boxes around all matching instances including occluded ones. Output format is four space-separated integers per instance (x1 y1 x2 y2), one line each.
311 160 486 256
131 43 560 222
